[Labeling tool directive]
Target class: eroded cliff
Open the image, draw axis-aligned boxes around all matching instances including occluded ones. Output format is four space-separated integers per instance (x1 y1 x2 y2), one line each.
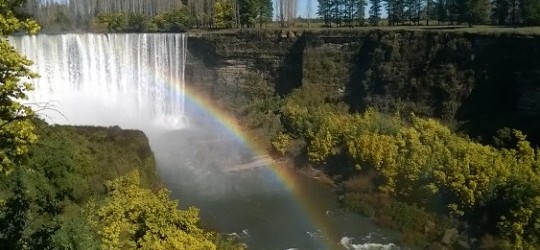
186 29 540 142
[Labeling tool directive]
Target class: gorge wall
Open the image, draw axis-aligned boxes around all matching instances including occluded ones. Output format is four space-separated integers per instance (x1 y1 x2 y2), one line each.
185 30 540 142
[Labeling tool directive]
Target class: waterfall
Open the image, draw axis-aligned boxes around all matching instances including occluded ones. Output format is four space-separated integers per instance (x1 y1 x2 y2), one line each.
10 33 187 129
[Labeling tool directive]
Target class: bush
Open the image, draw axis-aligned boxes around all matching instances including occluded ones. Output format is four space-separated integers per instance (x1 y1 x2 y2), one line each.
342 193 376 218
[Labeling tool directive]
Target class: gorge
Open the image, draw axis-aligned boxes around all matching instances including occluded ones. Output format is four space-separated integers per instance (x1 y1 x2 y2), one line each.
11 33 402 249
9 29 540 249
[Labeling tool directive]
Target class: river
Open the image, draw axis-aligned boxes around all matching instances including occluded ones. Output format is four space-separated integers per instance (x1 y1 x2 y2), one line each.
11 33 405 250
150 126 402 250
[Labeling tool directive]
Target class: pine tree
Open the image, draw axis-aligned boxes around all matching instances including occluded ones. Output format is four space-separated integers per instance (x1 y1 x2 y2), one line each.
521 0 540 25
369 0 382 25
318 0 332 26
255 0 273 27
468 0 491 25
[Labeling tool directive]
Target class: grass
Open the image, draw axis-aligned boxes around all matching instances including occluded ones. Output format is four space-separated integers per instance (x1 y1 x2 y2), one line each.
188 22 540 38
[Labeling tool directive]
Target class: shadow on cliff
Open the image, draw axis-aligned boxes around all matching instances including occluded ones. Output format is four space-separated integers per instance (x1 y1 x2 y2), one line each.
276 35 307 95
345 37 378 112
456 37 540 144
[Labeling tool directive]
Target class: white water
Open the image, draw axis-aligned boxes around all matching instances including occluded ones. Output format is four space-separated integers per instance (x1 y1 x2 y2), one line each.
10 33 187 129
340 237 399 250
10 33 404 249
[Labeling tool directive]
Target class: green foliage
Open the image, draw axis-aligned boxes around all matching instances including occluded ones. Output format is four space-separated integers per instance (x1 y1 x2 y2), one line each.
342 193 376 217
126 12 150 32
495 179 540 248
0 124 159 249
150 8 193 32
254 0 273 26
215 71 283 145
0 0 40 35
0 0 40 174
271 133 292 156
282 99 540 246
369 0 382 26
89 171 216 250
521 0 540 25
0 123 243 249
96 12 127 32
468 0 492 24
94 8 193 33
318 0 367 27
214 0 235 28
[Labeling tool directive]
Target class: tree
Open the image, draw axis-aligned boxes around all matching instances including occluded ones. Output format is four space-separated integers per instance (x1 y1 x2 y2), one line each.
255 0 273 27
354 0 367 25
369 0 383 25
405 0 423 25
238 0 257 27
306 0 313 27
89 171 217 250
150 8 194 32
426 0 438 25
26 0 183 31
96 12 127 32
276 0 297 27
0 0 40 175
435 0 449 23
492 0 510 24
467 0 491 25
387 0 406 25
272 133 292 156
521 0 540 25
214 0 235 28
318 0 332 26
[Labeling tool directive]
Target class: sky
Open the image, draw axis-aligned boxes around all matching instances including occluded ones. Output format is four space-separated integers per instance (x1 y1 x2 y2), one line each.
296 0 318 18
273 0 319 18
274 0 377 19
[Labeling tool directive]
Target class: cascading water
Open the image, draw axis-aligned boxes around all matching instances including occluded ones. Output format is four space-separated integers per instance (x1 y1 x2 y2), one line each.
10 33 403 249
10 33 187 129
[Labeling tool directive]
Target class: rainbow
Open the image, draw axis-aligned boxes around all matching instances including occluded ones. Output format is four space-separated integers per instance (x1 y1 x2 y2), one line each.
129 33 342 247
181 83 341 250
152 64 342 249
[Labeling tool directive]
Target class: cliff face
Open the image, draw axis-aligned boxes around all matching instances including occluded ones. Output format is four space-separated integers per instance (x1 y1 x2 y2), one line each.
186 30 540 141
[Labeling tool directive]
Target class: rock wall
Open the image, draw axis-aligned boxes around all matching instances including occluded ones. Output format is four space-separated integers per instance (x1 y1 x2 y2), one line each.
186 30 540 142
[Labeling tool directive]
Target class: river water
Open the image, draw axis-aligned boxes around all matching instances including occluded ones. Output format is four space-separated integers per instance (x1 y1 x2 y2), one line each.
11 33 404 250
150 125 402 250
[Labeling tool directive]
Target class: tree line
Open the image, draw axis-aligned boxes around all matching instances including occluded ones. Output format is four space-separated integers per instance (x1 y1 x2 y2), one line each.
24 0 283 31
317 0 540 27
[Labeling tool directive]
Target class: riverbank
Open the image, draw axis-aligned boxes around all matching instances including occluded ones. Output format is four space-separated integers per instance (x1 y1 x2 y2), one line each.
184 29 540 249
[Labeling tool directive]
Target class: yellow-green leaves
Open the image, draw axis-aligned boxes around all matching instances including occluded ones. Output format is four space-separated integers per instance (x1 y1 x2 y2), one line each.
0 2 40 174
90 171 216 250
272 132 292 156
0 3 39 35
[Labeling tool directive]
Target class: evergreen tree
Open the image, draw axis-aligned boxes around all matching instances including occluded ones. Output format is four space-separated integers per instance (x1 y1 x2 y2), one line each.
425 0 437 25
255 0 273 27
318 0 332 26
387 0 406 25
468 0 491 25
354 0 367 25
521 0 540 25
492 0 510 24
369 0 382 25
435 0 449 23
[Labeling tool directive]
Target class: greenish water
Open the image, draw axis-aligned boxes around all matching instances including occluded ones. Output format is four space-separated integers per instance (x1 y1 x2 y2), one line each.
151 128 404 250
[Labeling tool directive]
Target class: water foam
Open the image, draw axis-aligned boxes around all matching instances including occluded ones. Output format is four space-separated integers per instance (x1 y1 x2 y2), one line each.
340 236 399 250
10 33 187 130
